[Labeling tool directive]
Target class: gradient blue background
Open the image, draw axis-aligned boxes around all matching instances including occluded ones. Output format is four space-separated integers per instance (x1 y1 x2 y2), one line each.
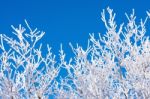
0 0 150 59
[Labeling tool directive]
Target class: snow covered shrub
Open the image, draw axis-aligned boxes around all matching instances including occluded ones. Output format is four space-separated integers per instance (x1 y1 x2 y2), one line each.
0 7 150 99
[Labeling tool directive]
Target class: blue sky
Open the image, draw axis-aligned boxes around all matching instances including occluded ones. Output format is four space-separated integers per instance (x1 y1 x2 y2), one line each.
0 0 150 59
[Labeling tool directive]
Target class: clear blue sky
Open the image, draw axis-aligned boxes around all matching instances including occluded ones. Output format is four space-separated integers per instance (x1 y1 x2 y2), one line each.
0 0 150 59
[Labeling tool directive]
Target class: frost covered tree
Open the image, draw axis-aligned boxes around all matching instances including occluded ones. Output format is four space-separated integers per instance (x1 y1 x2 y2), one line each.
0 21 62 99
56 8 150 99
0 8 150 99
